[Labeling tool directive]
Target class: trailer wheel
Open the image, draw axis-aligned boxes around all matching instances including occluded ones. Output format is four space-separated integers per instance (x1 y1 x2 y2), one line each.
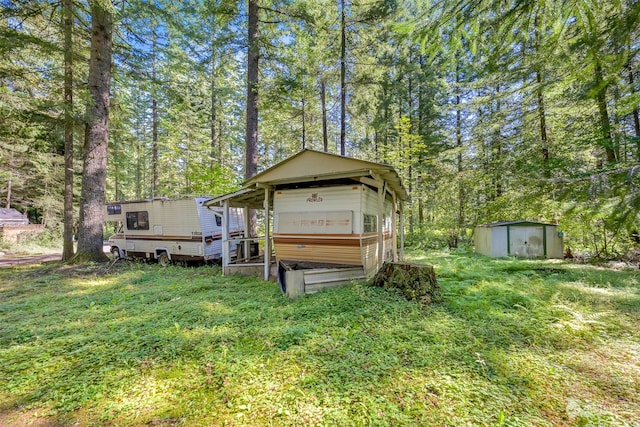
158 252 170 267
110 247 121 261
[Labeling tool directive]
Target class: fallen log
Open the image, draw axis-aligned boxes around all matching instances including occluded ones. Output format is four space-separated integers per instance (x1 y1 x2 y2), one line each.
371 261 441 305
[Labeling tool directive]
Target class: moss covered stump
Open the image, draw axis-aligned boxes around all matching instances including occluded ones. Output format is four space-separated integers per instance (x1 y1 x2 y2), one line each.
371 261 442 305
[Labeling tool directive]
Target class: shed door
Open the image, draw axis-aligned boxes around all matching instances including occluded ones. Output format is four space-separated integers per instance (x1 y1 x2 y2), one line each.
510 226 544 258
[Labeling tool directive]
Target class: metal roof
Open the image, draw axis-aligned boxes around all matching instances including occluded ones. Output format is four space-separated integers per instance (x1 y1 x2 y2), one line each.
206 150 409 209
477 220 559 228
0 208 28 223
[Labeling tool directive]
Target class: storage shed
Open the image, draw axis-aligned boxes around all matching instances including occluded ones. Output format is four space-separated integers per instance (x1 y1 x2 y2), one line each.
0 208 29 226
475 221 564 259
205 149 409 297
0 208 43 243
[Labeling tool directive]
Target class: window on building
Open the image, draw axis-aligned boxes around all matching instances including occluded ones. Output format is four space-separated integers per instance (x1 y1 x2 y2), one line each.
363 214 377 233
215 215 222 227
107 204 121 215
126 211 149 230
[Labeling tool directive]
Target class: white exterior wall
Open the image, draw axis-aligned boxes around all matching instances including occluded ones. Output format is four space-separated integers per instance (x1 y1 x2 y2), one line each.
274 185 363 234
475 223 564 259
545 226 564 259
273 184 395 275
491 226 509 257
106 197 243 261
474 226 492 257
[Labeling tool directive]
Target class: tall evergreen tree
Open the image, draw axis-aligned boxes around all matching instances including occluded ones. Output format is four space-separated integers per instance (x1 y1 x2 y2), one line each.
75 1 113 262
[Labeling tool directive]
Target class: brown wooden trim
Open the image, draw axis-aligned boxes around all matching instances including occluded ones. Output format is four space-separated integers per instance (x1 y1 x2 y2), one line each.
274 233 363 238
111 234 200 242
274 232 391 239
274 237 361 247
111 230 242 243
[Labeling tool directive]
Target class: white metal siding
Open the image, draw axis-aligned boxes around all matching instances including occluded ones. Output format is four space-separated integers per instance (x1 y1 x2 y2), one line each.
108 198 244 261
277 211 353 234
474 226 492 256
274 186 363 233
545 226 564 259
492 227 508 257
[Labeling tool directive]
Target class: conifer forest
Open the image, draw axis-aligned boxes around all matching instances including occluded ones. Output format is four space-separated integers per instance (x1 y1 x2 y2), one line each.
2 0 640 260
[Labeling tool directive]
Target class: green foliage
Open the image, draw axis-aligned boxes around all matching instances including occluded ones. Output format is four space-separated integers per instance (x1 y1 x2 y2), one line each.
1 252 638 425
2 0 640 261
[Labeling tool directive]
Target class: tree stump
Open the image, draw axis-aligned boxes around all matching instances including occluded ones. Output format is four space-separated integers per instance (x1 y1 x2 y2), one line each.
371 261 441 305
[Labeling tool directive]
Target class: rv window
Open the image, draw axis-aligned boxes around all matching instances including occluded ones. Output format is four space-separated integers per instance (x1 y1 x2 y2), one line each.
215 216 222 227
126 211 149 230
363 214 377 233
107 204 121 215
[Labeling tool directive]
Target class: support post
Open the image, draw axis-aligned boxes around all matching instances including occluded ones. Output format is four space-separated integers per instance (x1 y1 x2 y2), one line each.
243 205 250 261
392 191 398 262
263 186 271 281
222 199 230 272
399 201 405 260
377 181 385 266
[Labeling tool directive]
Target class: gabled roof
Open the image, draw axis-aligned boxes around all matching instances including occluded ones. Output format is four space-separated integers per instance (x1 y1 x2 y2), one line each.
477 220 558 227
245 149 408 199
207 150 409 208
0 208 28 223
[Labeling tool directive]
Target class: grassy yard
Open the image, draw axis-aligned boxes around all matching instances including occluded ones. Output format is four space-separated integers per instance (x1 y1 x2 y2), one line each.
0 252 638 426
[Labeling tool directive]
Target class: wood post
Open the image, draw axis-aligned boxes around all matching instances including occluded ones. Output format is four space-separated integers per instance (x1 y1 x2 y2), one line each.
222 199 230 270
392 191 398 262
243 205 250 262
377 181 385 266
263 185 271 281
399 201 405 261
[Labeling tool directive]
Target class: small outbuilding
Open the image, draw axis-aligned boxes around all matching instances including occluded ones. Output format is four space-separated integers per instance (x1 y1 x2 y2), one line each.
0 208 29 226
475 220 564 259
0 208 43 243
206 149 409 297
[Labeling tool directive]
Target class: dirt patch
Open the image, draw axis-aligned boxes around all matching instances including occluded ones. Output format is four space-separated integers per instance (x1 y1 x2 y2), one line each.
25 259 133 279
0 254 61 267
0 407 68 427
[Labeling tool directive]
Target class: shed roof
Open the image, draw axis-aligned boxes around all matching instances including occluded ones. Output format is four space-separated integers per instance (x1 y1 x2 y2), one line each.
477 220 558 228
207 150 409 208
0 208 26 220
0 208 28 224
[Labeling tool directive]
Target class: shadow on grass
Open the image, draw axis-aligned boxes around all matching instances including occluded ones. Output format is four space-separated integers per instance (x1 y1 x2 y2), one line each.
0 253 638 425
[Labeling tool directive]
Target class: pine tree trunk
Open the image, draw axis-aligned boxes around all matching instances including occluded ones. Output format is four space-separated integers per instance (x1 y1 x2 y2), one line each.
301 95 306 149
536 70 550 176
493 85 503 198
75 2 112 263
246 0 259 236
210 20 218 167
456 61 465 231
594 63 616 163
211 65 217 166
62 0 74 261
152 31 159 195
339 0 346 156
6 149 12 208
320 80 328 152
629 68 640 161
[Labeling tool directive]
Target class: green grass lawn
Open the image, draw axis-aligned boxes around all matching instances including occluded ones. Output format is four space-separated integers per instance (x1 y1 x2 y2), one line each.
1 252 638 426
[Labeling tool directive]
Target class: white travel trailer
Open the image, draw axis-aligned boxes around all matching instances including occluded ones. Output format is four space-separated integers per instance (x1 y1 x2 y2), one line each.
105 197 244 265
273 184 395 277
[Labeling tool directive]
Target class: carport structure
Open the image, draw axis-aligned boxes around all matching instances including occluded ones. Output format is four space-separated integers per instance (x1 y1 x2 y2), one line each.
205 150 409 289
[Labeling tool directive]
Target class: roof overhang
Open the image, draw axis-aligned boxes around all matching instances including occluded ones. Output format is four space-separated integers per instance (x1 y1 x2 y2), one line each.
205 150 409 209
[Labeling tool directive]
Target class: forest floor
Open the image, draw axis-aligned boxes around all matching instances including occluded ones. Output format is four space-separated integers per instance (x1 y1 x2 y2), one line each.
0 242 111 267
0 251 638 426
